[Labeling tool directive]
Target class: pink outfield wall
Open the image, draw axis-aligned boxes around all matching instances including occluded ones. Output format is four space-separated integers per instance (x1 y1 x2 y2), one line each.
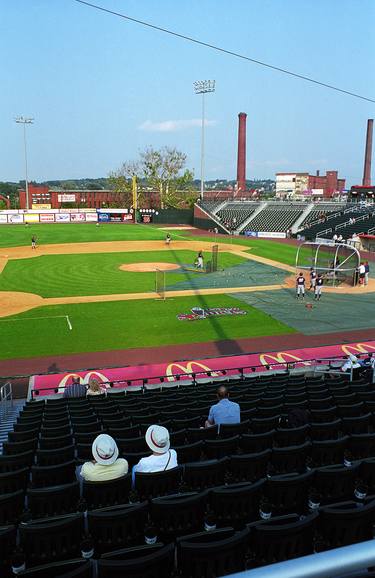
31 340 375 396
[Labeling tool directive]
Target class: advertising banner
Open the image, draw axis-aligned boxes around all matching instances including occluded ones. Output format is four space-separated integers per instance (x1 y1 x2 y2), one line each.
32 204 51 210
0 214 8 224
39 214 55 222
98 213 110 222
58 194 76 202
245 231 258 237
70 213 85 222
31 340 375 395
123 213 133 221
24 213 40 223
109 214 122 222
8 214 24 224
55 213 70 222
257 231 286 239
85 212 98 222
142 215 151 223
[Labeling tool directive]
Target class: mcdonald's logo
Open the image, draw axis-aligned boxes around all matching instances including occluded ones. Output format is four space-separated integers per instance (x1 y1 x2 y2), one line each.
165 361 219 382
259 352 304 368
57 371 109 393
342 343 375 356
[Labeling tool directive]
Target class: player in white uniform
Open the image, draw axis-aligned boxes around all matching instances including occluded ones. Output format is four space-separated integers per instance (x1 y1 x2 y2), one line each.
315 274 323 300
309 268 317 290
296 273 306 299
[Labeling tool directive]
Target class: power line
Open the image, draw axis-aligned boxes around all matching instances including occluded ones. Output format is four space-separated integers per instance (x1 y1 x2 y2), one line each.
74 0 375 104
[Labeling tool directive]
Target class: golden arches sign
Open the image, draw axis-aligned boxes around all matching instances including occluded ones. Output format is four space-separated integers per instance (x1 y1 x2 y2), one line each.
57 371 109 393
341 343 375 356
259 352 304 367
166 361 219 382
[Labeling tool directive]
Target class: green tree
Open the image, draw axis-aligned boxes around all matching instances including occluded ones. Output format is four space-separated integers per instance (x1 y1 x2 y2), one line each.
108 160 140 208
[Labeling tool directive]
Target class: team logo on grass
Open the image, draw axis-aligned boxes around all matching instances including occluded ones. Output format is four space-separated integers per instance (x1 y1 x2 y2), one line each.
177 307 247 321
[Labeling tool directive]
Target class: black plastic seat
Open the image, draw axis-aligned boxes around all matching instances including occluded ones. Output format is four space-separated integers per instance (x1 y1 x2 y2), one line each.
14 559 92 578
177 527 249 577
186 425 218 443
349 433 375 460
311 437 349 467
31 460 76 488
360 459 375 493
310 419 341 441
8 428 39 442
0 450 34 473
314 463 361 505
229 450 271 483
342 413 371 434
318 499 375 549
27 481 80 518
0 466 29 495
265 471 314 515
19 513 85 567
88 502 148 554
83 474 132 510
40 425 71 438
2 438 37 455
116 436 148 453
271 442 310 475
150 491 209 540
106 425 140 439
74 431 103 445
97 543 175 578
183 458 228 491
35 445 75 467
0 524 17 578
218 420 250 438
38 435 73 450
0 489 24 524
210 480 265 529
174 441 204 464
274 425 309 448
205 435 240 459
240 431 274 453
134 467 182 501
247 512 317 567
251 416 280 433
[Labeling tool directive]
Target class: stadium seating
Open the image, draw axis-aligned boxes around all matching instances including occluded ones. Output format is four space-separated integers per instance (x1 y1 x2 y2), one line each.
216 202 259 230
242 203 304 233
2 369 375 575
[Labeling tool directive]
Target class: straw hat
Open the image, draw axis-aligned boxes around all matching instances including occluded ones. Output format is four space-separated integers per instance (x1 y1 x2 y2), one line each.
92 434 119 465
145 425 170 454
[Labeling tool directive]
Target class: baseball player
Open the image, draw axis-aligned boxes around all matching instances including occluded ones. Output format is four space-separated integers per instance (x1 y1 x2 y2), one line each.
165 233 171 246
296 272 306 299
309 267 317 290
31 235 37 250
315 274 323 300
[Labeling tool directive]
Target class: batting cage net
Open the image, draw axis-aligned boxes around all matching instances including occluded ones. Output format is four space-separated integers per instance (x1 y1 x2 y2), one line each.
295 241 361 286
155 269 166 300
211 244 219 272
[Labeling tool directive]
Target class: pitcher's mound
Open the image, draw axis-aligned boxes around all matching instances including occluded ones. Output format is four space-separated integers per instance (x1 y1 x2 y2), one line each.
119 262 180 272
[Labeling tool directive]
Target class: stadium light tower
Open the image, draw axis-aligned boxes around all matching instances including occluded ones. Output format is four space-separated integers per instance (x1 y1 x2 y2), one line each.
193 80 215 200
15 116 34 211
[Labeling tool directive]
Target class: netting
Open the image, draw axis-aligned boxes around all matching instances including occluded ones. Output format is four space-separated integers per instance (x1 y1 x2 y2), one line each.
211 245 219 272
155 269 166 300
296 241 361 286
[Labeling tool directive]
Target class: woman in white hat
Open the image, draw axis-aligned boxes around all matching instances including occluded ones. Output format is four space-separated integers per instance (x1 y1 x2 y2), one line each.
133 425 178 476
80 434 128 482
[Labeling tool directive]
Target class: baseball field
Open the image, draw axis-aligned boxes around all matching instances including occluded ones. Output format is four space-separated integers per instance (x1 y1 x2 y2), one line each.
1 223 373 366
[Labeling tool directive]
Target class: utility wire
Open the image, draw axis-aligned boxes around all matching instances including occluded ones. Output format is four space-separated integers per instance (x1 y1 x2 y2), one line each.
74 0 375 104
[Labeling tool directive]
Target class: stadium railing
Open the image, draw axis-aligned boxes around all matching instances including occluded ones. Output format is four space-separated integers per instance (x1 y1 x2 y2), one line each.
226 538 375 578
0 382 13 419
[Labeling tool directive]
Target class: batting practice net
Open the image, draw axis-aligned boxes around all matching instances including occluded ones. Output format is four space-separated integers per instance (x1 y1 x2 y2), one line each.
295 241 361 286
155 269 166 300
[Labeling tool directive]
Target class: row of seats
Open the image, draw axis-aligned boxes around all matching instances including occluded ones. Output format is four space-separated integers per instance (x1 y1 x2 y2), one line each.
216 203 259 229
300 206 373 239
242 206 304 233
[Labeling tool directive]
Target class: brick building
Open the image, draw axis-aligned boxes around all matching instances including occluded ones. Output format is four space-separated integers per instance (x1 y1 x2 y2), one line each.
276 171 345 199
18 185 127 210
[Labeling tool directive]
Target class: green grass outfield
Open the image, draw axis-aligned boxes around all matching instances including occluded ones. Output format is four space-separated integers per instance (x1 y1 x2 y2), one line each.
0 250 245 297
0 295 295 360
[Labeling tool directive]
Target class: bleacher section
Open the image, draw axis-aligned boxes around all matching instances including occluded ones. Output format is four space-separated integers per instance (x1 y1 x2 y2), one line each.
299 204 345 229
216 203 259 230
2 368 375 577
300 206 375 241
200 200 225 214
242 203 304 233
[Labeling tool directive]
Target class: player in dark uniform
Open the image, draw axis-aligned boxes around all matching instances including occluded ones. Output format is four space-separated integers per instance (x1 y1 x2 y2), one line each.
296 273 305 299
315 274 323 300
309 267 317 290
31 235 37 250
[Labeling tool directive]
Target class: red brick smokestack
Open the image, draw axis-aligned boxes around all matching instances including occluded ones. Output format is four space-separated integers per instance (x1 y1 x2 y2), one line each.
362 118 373 186
237 112 247 193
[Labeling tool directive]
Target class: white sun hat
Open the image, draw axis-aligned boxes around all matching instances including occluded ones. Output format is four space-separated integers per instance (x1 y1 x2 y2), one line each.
92 434 119 466
145 425 170 454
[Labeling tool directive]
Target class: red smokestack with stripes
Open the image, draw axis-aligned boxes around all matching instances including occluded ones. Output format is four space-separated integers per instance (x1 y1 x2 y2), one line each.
362 118 373 186
237 112 247 193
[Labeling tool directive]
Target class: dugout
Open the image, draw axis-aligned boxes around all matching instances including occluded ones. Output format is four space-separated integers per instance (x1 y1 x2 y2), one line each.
295 241 361 287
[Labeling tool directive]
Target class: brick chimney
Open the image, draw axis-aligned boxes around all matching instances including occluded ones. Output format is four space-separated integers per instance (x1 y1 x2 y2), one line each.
237 113 247 194
363 119 373 186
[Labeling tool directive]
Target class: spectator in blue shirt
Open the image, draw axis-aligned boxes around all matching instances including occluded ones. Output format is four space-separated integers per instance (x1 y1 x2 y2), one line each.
63 376 87 398
205 386 240 428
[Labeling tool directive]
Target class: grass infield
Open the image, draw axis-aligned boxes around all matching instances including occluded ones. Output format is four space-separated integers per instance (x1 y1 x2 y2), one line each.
0 295 295 360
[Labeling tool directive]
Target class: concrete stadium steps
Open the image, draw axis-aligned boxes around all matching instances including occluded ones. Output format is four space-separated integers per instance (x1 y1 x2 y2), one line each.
0 399 25 453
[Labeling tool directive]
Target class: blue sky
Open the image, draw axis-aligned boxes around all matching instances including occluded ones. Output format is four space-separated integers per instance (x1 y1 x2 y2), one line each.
1 0 374 185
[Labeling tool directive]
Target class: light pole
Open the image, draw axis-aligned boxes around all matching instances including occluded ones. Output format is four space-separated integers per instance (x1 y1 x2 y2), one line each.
193 80 215 200
15 116 34 211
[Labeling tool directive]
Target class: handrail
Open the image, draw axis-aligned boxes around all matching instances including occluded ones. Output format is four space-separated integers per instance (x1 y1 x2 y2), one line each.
226 539 375 578
316 228 332 237
29 354 354 399
0 381 13 418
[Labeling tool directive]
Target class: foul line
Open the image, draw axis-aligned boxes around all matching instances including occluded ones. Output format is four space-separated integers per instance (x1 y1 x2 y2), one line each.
0 315 73 331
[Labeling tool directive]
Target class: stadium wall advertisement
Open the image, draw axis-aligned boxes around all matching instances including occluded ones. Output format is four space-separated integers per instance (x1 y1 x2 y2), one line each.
245 231 287 238
31 340 375 395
